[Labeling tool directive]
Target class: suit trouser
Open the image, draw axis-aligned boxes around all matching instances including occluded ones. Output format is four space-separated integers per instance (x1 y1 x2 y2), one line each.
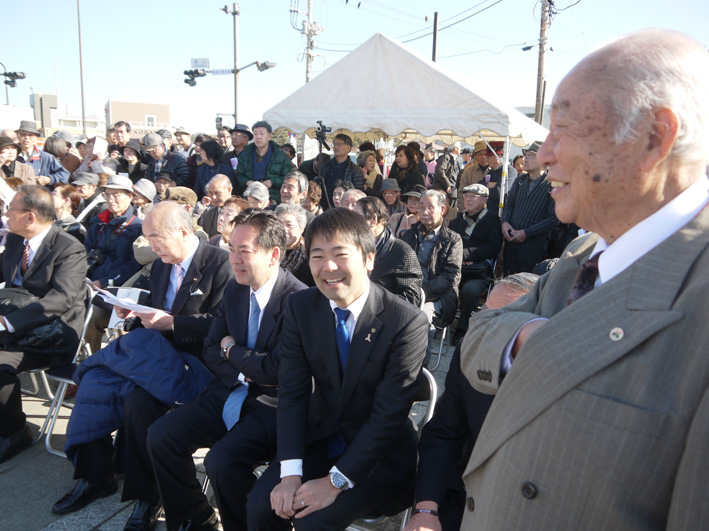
71 386 167 491
503 241 546 276
246 447 380 531
456 277 492 332
148 381 277 531
0 349 54 435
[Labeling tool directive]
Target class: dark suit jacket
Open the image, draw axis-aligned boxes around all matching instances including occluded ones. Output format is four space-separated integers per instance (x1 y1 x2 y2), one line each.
0 224 87 361
448 209 503 263
197 207 219 238
416 345 494 505
145 239 232 356
277 283 428 506
202 268 307 410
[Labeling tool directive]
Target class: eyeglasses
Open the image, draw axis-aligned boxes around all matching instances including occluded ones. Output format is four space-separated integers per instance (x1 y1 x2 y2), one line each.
6 206 31 214
332 142 348 148
145 147 160 154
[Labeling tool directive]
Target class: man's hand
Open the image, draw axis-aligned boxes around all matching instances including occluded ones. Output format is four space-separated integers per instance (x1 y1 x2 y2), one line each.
88 280 102 290
133 310 174 331
512 320 546 359
403 501 441 531
292 476 341 519
202 196 212 206
220 335 236 349
509 229 527 243
37 176 51 187
270 475 302 519
109 150 121 159
263 179 272 189
114 306 133 320
488 181 497 189
501 222 515 241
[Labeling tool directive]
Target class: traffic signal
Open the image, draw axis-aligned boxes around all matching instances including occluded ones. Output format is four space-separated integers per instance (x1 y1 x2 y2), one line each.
215 116 223 130
183 69 207 78
2 72 26 88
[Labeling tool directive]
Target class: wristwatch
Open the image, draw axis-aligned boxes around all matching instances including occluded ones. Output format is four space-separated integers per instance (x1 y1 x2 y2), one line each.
221 341 235 360
329 471 350 491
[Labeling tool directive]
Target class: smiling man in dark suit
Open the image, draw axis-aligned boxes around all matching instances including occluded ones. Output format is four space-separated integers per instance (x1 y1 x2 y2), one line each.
247 207 428 530
147 210 307 531
0 186 87 463
53 201 233 526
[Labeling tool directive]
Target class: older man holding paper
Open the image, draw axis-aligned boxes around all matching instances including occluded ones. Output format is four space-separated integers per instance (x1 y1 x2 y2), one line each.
52 201 233 527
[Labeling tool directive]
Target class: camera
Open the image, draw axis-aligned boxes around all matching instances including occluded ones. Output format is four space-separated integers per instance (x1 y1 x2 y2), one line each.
86 248 106 276
316 120 331 137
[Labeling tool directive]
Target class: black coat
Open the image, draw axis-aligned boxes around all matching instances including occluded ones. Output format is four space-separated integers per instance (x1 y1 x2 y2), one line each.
145 239 233 357
202 268 307 404
277 283 428 513
371 229 423 307
400 222 462 327
448 209 503 263
0 224 87 363
390 164 426 195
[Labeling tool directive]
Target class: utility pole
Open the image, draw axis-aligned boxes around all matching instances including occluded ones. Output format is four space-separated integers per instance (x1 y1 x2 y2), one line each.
534 0 550 124
222 4 240 123
432 12 439 62
302 0 323 83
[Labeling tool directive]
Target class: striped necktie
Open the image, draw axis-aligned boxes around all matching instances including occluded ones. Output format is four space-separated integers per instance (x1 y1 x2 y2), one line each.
20 241 30 276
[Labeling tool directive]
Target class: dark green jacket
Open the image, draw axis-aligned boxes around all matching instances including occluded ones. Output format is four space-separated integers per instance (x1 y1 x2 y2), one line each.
236 141 293 203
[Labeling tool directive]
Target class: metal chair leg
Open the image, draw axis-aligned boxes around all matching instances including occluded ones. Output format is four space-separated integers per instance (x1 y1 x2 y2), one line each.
430 326 447 372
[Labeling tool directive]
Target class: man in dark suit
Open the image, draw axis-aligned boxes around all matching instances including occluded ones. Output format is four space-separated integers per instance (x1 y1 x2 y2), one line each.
403 273 537 531
147 210 307 530
0 185 87 463
247 208 428 530
52 201 233 525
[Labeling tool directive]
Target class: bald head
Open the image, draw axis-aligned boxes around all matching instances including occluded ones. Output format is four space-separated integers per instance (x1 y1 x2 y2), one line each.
144 200 194 236
569 29 709 167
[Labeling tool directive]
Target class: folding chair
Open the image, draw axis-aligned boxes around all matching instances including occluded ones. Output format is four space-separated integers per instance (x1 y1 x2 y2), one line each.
32 286 96 457
349 367 438 530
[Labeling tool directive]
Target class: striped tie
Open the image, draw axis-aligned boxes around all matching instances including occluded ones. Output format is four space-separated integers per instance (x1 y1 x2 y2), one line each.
20 242 30 276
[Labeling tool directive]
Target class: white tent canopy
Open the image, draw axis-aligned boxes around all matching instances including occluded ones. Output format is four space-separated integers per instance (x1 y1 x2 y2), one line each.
264 33 548 148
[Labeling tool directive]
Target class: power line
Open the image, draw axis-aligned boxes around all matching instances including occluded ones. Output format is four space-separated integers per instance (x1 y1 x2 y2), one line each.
439 40 536 59
553 0 582 11
394 0 493 40
403 0 504 43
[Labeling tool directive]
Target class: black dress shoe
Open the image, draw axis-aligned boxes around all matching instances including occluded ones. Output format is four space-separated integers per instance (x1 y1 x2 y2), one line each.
177 508 219 531
52 477 118 514
451 328 466 346
124 500 162 531
0 425 32 463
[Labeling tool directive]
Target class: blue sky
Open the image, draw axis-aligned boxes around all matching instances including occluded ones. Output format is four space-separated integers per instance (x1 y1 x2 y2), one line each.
3 0 707 134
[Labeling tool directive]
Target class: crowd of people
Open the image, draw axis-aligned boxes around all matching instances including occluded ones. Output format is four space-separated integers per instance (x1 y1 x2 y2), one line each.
0 27 707 531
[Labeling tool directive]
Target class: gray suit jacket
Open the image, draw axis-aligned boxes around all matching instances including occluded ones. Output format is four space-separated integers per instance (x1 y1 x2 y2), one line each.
459 205 709 531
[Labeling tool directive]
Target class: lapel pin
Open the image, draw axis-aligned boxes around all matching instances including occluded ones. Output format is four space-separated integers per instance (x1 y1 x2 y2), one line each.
365 333 372 342
370 328 376 333
609 327 624 341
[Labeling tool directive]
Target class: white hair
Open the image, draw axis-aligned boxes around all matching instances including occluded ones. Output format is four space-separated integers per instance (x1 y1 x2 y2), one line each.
421 189 447 208
580 30 709 165
274 202 308 229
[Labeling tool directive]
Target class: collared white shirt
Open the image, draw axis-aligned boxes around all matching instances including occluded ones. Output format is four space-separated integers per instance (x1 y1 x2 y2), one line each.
501 175 709 373
163 235 200 310
592 176 709 286
281 280 372 488
5 224 53 332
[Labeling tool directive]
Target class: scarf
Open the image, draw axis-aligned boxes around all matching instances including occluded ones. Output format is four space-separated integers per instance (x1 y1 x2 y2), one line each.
282 238 307 274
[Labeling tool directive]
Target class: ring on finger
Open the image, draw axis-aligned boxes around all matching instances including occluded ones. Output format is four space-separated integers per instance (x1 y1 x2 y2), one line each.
301 499 305 507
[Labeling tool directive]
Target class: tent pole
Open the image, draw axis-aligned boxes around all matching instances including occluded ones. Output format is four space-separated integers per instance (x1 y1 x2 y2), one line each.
500 136 510 216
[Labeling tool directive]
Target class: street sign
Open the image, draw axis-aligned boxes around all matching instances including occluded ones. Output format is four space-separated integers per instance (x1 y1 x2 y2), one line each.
211 69 234 75
190 58 210 69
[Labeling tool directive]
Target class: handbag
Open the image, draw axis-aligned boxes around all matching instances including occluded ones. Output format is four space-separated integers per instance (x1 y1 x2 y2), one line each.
0 287 74 353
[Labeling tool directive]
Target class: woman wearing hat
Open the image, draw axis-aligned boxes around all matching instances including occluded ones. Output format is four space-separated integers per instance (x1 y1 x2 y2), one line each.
0 136 38 184
389 145 425 194
388 184 425 237
117 140 148 183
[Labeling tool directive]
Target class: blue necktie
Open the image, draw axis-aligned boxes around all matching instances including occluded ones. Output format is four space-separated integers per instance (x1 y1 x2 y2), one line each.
221 293 260 431
334 307 351 373
326 307 351 458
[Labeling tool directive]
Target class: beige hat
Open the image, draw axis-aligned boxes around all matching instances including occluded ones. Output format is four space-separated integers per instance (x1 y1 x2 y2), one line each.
472 140 488 155
461 183 489 197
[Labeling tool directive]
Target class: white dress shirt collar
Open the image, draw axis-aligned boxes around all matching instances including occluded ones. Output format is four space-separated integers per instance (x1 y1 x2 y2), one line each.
328 280 371 340
592 176 709 285
250 267 280 329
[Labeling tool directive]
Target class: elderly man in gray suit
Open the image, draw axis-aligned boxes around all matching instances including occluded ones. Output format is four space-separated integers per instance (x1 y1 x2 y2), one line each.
451 30 709 531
